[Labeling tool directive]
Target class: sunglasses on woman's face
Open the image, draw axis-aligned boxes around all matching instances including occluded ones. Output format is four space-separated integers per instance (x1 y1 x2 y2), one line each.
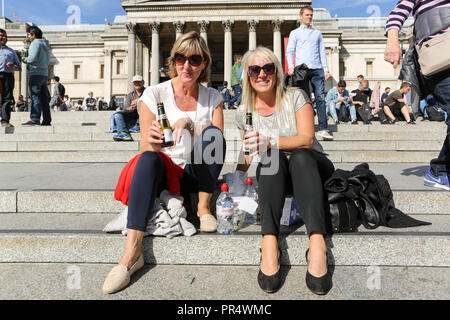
248 63 276 78
174 53 204 67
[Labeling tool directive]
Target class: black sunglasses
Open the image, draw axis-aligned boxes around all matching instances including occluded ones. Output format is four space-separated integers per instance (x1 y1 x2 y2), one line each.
248 63 276 78
174 53 204 67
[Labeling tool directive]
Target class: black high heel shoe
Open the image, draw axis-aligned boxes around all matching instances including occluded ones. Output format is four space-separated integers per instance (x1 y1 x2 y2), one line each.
257 247 282 293
305 249 332 295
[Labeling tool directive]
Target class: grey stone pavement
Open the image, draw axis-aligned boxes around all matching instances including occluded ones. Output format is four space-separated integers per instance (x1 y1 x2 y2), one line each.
0 162 434 191
0 264 448 300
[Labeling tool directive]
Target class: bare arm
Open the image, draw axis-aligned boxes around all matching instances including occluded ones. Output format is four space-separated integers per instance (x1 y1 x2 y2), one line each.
138 101 163 153
277 102 315 151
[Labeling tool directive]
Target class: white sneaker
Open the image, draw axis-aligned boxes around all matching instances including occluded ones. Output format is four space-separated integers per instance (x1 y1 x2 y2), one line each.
317 130 334 141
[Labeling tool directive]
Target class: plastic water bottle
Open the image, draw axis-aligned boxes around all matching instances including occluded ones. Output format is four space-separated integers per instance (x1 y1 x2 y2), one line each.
244 178 258 225
216 183 234 234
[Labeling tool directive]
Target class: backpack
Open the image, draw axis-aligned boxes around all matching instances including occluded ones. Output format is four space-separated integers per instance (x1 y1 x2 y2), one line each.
58 83 65 97
425 105 445 121
338 105 350 122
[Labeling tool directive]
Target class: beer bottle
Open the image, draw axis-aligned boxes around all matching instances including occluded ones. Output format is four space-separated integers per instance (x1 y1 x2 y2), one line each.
157 102 174 147
244 112 253 155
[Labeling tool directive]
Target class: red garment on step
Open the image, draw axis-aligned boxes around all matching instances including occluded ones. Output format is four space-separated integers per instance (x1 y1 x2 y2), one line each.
114 152 184 206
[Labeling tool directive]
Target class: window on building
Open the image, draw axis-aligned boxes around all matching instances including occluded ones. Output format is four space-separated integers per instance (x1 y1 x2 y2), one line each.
100 64 104 79
116 59 123 75
74 65 81 80
366 61 373 78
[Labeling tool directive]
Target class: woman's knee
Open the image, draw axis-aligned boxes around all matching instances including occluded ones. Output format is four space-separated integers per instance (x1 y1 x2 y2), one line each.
137 151 164 171
289 148 316 170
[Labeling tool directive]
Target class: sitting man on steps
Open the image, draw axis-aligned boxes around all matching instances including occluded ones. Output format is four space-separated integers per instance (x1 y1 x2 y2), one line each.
383 82 415 125
112 75 144 141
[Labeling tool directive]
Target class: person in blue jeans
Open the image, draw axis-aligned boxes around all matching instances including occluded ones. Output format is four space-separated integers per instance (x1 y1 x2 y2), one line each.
384 1 450 191
112 75 144 141
326 80 357 124
21 26 51 126
286 5 333 140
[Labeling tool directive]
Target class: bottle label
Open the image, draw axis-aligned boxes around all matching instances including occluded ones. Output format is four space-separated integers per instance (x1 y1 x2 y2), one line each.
158 114 168 120
217 206 233 217
245 124 253 132
163 129 173 142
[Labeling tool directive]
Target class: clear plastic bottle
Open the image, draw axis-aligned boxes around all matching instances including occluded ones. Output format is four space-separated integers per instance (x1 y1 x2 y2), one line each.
244 178 258 225
216 183 234 234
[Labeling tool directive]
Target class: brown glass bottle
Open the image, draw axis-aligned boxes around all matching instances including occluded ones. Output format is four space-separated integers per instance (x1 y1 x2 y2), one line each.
157 102 174 147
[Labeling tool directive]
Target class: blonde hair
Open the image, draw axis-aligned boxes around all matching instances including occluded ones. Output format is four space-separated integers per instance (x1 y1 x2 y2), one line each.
240 46 287 112
168 31 211 83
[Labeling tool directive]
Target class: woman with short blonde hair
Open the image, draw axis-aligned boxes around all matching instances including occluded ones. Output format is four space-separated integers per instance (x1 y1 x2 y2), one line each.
102 31 225 294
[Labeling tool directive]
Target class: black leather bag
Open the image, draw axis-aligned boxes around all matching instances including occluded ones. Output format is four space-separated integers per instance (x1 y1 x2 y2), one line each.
327 192 361 233
338 104 350 122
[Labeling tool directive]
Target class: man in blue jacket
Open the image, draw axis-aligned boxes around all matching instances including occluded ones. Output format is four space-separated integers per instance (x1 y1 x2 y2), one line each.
326 80 356 124
22 26 51 126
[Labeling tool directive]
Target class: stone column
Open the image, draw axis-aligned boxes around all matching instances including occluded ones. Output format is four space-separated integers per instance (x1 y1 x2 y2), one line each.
126 22 137 92
136 37 143 76
173 21 185 40
272 19 283 63
198 20 210 45
247 20 258 51
103 49 112 101
150 22 161 86
222 20 234 86
143 44 150 86
330 46 340 87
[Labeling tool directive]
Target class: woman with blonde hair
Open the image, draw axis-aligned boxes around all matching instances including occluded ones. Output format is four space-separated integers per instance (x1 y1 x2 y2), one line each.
102 31 225 294
235 46 335 295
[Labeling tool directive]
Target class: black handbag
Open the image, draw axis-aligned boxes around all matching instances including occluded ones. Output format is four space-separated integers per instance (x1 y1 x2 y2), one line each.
327 193 361 233
338 104 350 122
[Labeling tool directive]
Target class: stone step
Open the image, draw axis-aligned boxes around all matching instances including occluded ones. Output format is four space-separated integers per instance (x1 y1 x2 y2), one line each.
1 190 447 215
0 140 444 152
1 263 447 300
0 213 447 267
0 150 439 163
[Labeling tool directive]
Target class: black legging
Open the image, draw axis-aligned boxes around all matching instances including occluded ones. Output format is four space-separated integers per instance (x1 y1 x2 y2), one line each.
127 126 226 231
256 148 335 237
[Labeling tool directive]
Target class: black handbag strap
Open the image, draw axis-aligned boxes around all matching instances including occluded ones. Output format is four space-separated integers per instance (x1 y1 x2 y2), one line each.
358 192 381 229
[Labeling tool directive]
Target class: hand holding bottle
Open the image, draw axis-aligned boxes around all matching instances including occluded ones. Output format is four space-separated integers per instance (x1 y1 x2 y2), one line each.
243 130 268 157
147 120 164 152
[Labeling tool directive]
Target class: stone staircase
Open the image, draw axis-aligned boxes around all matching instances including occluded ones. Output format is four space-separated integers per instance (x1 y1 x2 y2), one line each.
0 110 448 300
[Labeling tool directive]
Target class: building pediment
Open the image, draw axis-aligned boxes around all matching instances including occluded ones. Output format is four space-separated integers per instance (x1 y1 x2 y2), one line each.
122 0 312 11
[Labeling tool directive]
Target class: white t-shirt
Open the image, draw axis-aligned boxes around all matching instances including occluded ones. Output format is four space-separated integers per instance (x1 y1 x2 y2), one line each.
138 79 223 168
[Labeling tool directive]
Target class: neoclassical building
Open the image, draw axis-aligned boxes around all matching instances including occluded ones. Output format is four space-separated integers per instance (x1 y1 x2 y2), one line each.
3 0 413 107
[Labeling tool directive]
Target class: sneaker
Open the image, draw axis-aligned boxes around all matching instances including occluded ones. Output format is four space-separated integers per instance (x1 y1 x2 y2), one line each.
380 119 389 125
334 119 340 125
129 125 140 133
392 119 399 125
22 120 40 126
407 119 416 125
351 120 358 125
113 131 133 141
317 130 334 141
424 168 449 191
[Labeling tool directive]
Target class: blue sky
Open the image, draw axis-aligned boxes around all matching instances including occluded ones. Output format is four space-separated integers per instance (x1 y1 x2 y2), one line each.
6 0 397 25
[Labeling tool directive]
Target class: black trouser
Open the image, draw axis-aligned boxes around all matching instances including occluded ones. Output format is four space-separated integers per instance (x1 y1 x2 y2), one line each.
0 72 15 124
127 126 226 231
256 148 335 237
427 70 450 176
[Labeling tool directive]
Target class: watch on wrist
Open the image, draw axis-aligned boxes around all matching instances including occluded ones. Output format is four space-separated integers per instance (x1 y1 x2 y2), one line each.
269 136 277 150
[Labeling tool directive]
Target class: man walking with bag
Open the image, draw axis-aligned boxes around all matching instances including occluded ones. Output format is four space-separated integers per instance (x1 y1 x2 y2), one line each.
286 5 333 140
384 0 450 190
